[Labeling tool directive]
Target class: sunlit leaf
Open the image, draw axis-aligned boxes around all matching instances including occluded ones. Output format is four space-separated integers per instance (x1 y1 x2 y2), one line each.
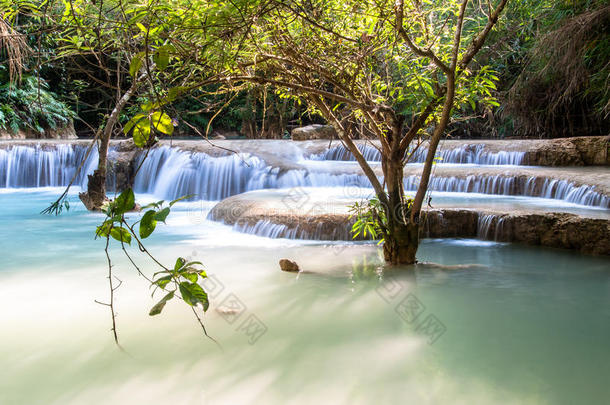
114 189 135 214
110 226 132 244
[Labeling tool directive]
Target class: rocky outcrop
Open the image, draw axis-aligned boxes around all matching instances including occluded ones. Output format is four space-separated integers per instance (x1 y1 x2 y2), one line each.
291 124 337 141
107 140 139 192
0 122 77 140
523 136 609 166
209 194 610 255
423 209 610 255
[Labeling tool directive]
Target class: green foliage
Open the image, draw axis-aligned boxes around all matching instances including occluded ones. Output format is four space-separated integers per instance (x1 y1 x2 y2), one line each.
349 197 386 241
505 1 610 136
349 196 415 243
152 257 209 314
95 189 210 320
0 69 74 134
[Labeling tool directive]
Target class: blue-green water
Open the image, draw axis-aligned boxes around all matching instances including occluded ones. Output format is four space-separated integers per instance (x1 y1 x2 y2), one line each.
1 189 609 405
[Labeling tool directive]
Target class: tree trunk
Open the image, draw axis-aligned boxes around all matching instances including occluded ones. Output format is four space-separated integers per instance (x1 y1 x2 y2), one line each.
80 136 110 211
383 222 419 265
79 78 140 211
381 147 420 265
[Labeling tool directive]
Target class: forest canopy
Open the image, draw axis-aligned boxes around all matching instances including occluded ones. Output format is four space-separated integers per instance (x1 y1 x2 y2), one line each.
0 0 608 139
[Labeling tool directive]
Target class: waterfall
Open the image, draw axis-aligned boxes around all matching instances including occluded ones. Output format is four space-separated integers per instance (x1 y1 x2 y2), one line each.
0 144 98 188
403 175 610 208
311 143 526 165
477 214 507 241
433 144 525 165
231 219 352 241
1 142 607 209
233 220 300 239
311 144 382 162
133 146 370 200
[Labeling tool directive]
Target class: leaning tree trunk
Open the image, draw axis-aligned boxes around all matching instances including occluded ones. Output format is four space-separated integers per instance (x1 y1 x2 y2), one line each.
79 80 139 211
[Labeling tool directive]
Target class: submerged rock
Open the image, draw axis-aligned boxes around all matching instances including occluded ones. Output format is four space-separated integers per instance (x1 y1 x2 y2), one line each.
279 259 300 272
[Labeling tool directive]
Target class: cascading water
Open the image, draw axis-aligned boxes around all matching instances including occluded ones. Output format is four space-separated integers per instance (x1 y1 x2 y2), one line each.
130 146 608 207
310 143 383 162
0 144 98 188
311 143 526 165
1 142 607 208
477 214 507 241
133 146 370 200
231 219 352 241
403 175 610 208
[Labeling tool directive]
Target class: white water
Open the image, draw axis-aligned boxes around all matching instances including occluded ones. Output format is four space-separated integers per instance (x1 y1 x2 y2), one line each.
311 143 526 165
404 175 610 208
133 146 371 200
477 214 508 241
133 147 608 207
0 144 98 188
1 142 608 208
213 188 609 241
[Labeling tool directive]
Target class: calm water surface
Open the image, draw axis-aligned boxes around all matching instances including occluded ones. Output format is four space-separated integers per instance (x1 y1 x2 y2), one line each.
1 189 609 405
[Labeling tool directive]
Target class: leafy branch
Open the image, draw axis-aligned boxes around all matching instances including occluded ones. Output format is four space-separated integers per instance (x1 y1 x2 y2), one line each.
94 188 215 346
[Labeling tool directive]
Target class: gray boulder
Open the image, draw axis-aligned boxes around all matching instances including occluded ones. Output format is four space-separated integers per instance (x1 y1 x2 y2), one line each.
291 124 336 141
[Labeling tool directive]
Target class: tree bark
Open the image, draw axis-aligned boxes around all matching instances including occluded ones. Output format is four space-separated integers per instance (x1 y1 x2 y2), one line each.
381 132 421 265
383 222 419 265
79 79 140 211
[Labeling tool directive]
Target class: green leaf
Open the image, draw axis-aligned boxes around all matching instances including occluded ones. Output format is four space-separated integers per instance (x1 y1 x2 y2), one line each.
114 189 135 214
123 114 147 134
167 86 186 102
181 272 198 283
129 54 143 78
154 207 170 222
174 257 185 272
136 22 147 33
132 121 151 147
141 200 165 210
179 282 208 309
141 101 160 112
139 210 157 238
150 111 174 135
183 261 203 267
178 282 194 305
154 275 173 289
153 46 170 70
149 291 174 316
169 194 193 206
110 226 132 244
96 221 112 238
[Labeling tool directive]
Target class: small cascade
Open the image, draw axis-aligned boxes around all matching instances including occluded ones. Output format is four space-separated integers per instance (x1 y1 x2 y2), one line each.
477 214 507 241
0 144 98 188
404 175 610 208
533 178 609 207
433 144 525 165
311 143 526 165
233 220 300 239
133 146 371 200
311 144 382 162
231 218 353 241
